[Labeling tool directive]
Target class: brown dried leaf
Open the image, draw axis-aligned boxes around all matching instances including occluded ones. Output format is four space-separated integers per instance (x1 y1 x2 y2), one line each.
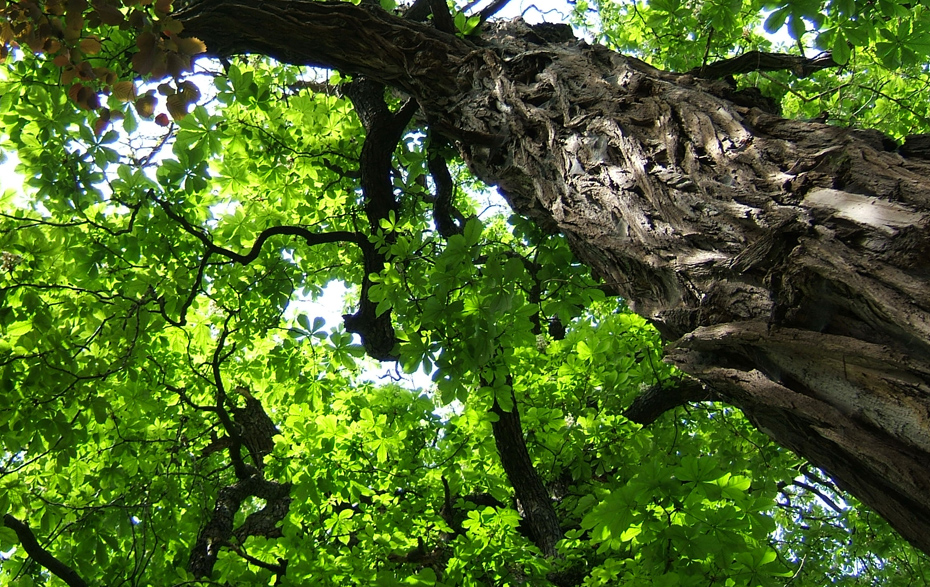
165 92 188 120
98 68 117 85
161 18 183 35
67 0 89 13
128 9 148 29
68 82 83 103
79 85 100 109
79 36 101 54
93 109 110 135
165 51 189 78
113 80 137 102
178 79 201 103
134 93 157 118
76 60 94 80
131 33 157 75
64 9 83 42
1 22 13 45
92 0 125 26
47 0 67 15
149 52 168 78
175 35 206 56
69 82 100 110
154 0 172 15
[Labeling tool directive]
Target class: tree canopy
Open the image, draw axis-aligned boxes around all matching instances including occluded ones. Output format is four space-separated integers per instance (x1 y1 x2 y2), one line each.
2 0 930 585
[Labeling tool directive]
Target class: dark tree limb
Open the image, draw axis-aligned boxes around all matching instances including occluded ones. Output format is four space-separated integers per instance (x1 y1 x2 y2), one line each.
791 480 845 513
427 143 464 237
340 79 419 360
230 541 288 576
188 474 292 578
428 0 455 33
624 378 713 426
901 134 930 159
157 252 210 327
489 381 563 557
687 50 839 79
209 316 256 480
153 194 375 334
478 0 513 23
153 196 366 265
2 514 88 587
402 0 431 21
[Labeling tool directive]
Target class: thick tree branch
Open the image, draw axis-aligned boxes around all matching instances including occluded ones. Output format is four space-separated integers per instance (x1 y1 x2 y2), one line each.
188 474 292 578
427 0 456 33
478 0 513 23
624 378 713 426
402 0 432 21
688 50 839 79
2 514 88 587
427 142 465 237
175 0 472 97
488 379 563 557
339 80 420 360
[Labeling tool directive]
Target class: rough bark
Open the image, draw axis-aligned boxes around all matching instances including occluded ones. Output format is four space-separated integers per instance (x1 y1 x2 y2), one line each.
175 1 930 555
440 26 930 556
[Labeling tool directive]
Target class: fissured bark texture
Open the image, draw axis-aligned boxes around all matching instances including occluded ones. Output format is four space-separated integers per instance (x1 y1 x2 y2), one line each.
451 24 930 554
178 2 930 554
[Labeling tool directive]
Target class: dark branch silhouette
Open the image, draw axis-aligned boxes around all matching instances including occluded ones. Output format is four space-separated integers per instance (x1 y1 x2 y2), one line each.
2 514 89 587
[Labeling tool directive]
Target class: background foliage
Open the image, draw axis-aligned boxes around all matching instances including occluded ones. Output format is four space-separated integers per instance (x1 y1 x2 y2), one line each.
575 0 930 136
2 0 930 584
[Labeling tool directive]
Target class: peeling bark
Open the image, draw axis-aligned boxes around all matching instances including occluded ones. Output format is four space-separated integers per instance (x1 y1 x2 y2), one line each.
176 1 930 555
446 29 930 554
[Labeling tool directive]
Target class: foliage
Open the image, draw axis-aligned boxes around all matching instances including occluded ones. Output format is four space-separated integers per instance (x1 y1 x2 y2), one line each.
0 0 929 585
577 0 930 137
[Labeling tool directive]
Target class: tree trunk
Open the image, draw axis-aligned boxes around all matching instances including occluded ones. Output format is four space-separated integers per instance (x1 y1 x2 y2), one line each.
177 1 930 555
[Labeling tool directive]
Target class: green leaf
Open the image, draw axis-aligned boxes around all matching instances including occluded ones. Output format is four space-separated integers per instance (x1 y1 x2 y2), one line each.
298 313 312 330
764 6 789 34
832 32 850 64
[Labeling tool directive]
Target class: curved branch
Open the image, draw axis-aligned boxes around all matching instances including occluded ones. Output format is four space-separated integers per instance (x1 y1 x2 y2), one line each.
427 145 464 237
339 79 420 361
2 514 88 587
478 0 513 24
159 252 211 327
208 315 258 480
153 196 366 264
